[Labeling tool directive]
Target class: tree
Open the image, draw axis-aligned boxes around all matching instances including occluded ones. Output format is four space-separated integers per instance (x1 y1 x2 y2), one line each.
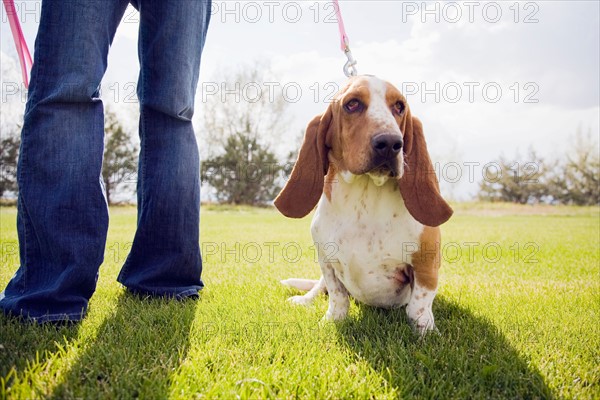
102 107 138 205
0 128 20 198
478 129 600 205
201 133 286 204
548 128 600 205
200 65 293 205
478 150 547 204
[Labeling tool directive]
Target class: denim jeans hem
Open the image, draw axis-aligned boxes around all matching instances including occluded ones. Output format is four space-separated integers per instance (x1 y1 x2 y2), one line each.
0 307 85 324
123 286 202 301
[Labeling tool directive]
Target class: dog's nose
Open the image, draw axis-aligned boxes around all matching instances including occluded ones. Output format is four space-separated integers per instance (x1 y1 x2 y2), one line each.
371 133 403 159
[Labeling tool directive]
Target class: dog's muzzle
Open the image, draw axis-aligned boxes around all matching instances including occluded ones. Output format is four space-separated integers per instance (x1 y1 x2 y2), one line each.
369 133 403 177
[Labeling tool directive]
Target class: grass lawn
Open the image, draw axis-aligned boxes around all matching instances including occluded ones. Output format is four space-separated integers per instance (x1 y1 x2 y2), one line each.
1 203 598 399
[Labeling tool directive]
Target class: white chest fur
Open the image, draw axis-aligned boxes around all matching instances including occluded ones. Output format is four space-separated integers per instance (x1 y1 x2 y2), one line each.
311 173 424 308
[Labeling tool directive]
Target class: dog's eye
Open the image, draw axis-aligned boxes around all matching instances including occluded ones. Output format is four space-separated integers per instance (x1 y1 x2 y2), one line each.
392 101 405 116
344 99 363 113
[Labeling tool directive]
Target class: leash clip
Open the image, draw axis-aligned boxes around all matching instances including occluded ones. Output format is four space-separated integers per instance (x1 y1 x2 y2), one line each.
334 0 358 78
343 46 358 77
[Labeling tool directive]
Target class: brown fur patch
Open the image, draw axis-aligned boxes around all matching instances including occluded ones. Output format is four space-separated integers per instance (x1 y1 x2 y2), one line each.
411 226 441 290
324 164 337 202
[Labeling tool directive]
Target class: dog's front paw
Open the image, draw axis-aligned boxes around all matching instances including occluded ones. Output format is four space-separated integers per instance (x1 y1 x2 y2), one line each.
406 288 438 336
409 313 437 336
287 295 313 306
323 307 349 321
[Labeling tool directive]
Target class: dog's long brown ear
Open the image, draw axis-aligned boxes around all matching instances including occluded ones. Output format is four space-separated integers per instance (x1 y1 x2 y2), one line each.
398 116 453 227
274 107 332 218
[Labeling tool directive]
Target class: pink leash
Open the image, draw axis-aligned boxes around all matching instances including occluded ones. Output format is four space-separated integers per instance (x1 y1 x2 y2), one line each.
3 0 33 88
332 0 357 77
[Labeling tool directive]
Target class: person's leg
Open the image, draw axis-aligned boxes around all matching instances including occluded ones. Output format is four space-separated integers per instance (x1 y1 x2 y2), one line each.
0 0 129 323
117 0 211 298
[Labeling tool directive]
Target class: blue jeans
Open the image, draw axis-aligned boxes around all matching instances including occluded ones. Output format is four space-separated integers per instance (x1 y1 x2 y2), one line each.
0 0 212 323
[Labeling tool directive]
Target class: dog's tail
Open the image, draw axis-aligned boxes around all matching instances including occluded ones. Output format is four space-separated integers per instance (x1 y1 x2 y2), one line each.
280 278 323 292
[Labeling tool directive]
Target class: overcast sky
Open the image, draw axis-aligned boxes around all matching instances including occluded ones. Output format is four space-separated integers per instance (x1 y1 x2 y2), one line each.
2 1 599 199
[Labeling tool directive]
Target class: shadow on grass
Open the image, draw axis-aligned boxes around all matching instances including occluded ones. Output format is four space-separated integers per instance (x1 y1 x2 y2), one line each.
336 297 554 399
0 314 80 395
49 293 198 399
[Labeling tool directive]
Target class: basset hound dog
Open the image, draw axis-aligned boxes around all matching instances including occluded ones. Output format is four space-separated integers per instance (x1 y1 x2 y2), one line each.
274 75 453 334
